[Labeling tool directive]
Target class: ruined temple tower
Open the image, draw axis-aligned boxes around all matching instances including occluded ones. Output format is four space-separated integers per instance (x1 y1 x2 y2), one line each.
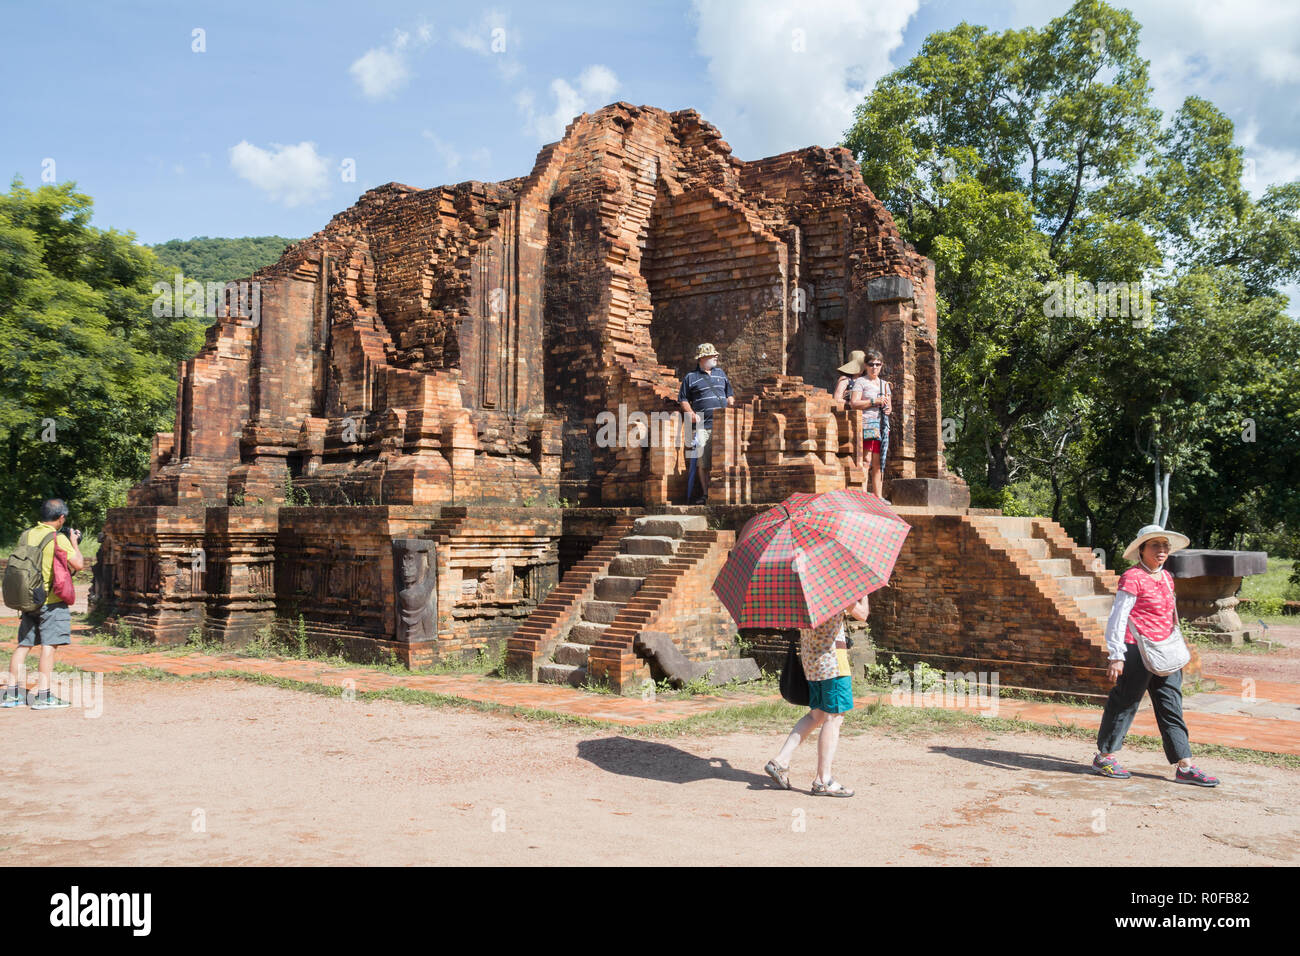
96 103 1137 695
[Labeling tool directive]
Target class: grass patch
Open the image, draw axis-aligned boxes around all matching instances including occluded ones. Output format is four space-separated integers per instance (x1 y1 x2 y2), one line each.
1187 634 1283 655
42 662 1300 770
73 618 529 683
97 666 618 730
1238 557 1298 613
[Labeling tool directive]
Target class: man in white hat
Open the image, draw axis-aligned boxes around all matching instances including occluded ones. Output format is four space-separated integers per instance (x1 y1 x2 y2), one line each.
678 343 734 504
1091 524 1219 787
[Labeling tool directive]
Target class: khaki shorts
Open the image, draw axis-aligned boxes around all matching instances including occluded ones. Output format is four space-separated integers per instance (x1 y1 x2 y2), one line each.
17 602 72 647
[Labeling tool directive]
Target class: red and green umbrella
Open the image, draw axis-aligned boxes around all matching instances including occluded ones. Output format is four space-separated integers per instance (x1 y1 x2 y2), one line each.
711 489 910 629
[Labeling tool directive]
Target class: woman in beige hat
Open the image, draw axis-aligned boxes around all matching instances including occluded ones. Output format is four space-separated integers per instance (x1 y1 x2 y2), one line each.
834 350 891 499
1091 525 1219 787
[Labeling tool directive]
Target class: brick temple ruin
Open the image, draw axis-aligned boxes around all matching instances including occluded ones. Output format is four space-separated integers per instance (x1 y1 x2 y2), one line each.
94 102 1184 695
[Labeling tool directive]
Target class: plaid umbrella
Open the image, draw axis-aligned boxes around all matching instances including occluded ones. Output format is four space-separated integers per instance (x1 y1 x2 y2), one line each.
711 489 911 629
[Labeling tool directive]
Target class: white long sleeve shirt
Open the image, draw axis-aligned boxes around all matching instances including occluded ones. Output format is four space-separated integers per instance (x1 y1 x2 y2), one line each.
1102 589 1137 661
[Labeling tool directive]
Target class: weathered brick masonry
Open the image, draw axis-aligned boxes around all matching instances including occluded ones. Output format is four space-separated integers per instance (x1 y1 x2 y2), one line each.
93 102 1119 690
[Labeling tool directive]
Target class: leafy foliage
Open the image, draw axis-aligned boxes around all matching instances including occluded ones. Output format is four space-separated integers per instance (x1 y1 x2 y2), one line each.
149 235 299 285
1 181 198 539
844 0 1300 560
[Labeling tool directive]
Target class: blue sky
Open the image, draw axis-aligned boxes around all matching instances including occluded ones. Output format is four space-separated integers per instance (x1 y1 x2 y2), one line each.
2 0 1298 247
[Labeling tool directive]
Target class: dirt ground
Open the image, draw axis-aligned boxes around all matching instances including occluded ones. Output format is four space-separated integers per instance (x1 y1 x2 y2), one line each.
1199 623 1300 683
2 678 1296 866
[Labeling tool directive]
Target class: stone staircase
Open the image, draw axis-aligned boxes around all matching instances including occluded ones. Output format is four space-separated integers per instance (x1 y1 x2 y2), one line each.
872 510 1139 696
538 514 706 686
979 516 1115 630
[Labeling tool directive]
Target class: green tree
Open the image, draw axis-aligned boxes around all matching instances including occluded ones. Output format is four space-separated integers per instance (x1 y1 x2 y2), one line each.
844 0 1299 558
0 179 201 540
150 235 298 286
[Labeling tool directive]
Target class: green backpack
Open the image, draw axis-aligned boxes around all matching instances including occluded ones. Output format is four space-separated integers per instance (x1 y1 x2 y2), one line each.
2 529 57 613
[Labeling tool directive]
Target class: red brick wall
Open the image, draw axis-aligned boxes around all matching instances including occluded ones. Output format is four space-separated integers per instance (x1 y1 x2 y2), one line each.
868 513 1116 693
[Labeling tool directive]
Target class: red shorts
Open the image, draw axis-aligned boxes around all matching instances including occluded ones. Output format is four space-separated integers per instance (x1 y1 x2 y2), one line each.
863 439 882 455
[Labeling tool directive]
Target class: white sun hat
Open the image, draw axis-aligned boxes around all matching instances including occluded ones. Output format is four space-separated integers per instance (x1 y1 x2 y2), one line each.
1122 524 1191 563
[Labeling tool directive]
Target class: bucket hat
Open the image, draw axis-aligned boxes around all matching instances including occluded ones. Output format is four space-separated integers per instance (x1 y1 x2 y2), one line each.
1122 524 1190 563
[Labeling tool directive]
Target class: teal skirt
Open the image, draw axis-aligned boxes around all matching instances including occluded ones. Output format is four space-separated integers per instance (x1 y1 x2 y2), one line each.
808 675 854 714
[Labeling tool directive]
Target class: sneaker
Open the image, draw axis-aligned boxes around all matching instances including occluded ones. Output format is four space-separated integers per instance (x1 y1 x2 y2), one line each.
1092 753 1131 779
1175 765 1219 787
1 688 23 708
811 778 854 797
29 694 71 711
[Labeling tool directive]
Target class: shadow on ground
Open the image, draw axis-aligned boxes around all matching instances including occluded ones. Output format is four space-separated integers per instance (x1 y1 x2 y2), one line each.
929 745 1169 782
577 737 774 789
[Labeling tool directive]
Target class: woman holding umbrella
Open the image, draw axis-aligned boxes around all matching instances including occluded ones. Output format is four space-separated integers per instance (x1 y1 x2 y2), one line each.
711 488 911 798
764 591 870 797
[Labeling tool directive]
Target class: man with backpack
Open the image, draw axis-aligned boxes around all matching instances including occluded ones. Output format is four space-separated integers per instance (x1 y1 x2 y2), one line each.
2 499 85 710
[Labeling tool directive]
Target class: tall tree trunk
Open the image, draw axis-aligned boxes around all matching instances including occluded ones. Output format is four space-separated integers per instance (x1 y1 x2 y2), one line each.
986 436 1012 491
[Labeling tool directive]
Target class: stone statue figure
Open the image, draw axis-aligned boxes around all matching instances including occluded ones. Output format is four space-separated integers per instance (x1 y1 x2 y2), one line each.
394 539 437 643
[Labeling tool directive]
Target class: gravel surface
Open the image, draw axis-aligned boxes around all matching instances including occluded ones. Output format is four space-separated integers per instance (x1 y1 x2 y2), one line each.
2 678 1296 866
1199 624 1300 683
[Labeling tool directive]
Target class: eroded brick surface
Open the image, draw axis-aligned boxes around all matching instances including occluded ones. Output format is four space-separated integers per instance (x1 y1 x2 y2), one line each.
105 103 1132 681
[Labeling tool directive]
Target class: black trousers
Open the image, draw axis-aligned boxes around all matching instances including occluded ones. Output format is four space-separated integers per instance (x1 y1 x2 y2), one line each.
1096 641 1192 764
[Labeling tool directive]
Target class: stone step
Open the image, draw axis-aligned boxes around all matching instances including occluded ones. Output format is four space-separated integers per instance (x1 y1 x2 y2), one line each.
581 600 623 623
622 535 679 556
633 515 707 537
1055 576 1096 597
986 516 1034 539
553 642 591 667
595 575 645 602
538 663 586 687
1075 594 1114 618
1036 558 1074 577
608 553 670 577
1006 537 1050 559
568 622 609 644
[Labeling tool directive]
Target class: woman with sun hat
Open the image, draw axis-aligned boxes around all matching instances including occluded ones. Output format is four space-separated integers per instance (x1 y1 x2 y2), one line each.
1091 525 1219 787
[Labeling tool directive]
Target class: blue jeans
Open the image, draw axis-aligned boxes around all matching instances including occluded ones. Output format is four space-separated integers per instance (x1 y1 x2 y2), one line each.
1096 642 1191 763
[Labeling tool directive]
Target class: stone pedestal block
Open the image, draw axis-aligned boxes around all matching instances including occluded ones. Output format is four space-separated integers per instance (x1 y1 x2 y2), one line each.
1165 550 1269 643
888 478 971 509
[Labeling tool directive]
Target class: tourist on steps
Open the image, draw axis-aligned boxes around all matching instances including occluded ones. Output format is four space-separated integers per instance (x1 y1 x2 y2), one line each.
833 350 891 500
764 592 869 797
678 342 734 505
1091 525 1219 787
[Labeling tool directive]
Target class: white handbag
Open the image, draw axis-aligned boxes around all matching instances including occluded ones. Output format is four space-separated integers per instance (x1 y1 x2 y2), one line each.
1127 572 1190 676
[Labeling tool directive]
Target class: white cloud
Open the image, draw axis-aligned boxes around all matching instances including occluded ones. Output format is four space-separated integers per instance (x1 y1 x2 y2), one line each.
349 25 433 99
999 0 1300 193
421 132 493 181
422 130 461 171
452 10 522 79
1237 121 1300 199
690 0 919 158
517 65 619 142
350 47 410 99
228 141 330 207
